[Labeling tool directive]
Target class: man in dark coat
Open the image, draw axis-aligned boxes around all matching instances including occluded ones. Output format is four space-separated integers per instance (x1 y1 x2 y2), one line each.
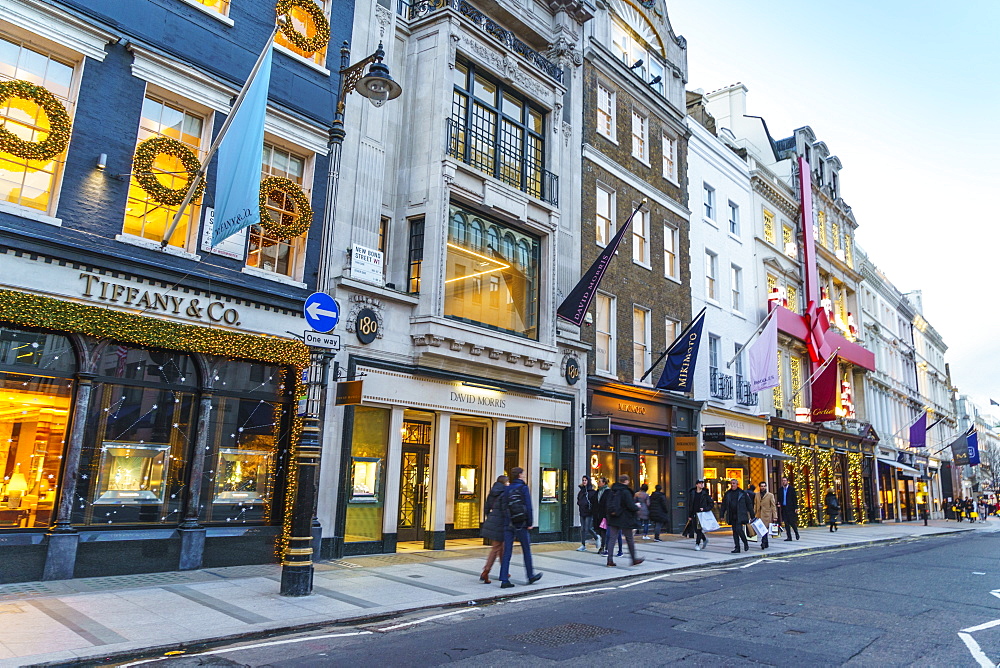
776 475 800 540
593 477 611 555
479 475 507 583
498 467 543 589
688 479 714 550
721 478 754 553
576 475 599 551
649 484 670 541
604 474 645 567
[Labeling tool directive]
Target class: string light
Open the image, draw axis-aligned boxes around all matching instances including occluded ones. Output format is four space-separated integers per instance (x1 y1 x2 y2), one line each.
0 80 72 160
276 0 331 54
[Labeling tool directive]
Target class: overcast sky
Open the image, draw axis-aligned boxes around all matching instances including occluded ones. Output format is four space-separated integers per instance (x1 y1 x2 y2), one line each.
668 0 1000 416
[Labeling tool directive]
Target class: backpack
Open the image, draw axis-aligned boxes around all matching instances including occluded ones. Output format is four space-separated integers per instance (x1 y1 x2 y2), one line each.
606 487 624 517
506 485 528 528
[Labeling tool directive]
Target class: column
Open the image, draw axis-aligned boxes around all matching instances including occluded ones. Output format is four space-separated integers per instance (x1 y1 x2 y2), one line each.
381 405 406 552
426 411 451 550
528 423 542 531
43 374 93 581
492 419 507 483
178 391 213 571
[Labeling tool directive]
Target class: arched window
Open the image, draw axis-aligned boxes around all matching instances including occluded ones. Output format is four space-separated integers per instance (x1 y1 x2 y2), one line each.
449 211 468 245
469 218 485 251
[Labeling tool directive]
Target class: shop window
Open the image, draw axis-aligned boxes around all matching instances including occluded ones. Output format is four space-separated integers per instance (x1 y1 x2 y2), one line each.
274 0 330 66
0 35 77 215
123 94 207 248
538 427 562 533
200 358 286 524
452 423 484 530
74 346 199 526
248 142 311 278
445 204 539 339
345 406 389 542
0 328 75 529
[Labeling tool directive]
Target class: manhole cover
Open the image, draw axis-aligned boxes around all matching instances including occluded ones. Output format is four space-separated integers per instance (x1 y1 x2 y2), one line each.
511 623 617 647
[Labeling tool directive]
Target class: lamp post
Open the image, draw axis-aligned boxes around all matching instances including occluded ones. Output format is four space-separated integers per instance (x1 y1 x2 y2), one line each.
279 42 401 597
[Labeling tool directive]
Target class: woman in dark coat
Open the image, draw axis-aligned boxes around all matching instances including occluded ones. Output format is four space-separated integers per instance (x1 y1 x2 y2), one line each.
824 487 840 532
605 475 644 567
479 475 508 583
649 484 670 541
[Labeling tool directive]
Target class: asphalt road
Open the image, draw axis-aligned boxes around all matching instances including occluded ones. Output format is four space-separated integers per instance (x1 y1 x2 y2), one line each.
114 532 1000 667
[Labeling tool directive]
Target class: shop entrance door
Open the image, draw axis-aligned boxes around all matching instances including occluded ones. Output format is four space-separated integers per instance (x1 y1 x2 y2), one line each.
618 456 637 486
398 445 430 542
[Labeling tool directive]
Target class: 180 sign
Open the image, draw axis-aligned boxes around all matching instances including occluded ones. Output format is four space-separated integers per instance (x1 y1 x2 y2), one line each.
355 308 379 344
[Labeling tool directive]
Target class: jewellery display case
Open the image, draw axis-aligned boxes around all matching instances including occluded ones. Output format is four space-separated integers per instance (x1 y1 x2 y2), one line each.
93 442 169 504
350 456 381 503
213 448 272 503
541 467 558 502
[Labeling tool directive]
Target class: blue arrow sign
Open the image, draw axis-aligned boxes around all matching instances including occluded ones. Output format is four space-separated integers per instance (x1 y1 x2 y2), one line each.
303 292 339 333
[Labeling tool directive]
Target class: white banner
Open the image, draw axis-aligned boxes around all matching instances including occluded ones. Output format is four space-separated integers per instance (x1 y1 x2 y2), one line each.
748 313 779 393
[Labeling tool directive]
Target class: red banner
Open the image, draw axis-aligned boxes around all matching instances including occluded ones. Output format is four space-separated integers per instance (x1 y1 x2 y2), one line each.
810 358 839 422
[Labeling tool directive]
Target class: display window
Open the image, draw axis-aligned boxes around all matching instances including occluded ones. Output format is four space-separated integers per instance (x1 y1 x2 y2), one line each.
345 406 389 542
451 423 484 531
538 427 563 532
0 328 75 529
444 205 540 340
75 346 198 526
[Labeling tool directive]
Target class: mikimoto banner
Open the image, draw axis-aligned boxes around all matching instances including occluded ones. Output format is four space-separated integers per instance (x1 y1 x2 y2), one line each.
212 46 273 246
655 308 706 393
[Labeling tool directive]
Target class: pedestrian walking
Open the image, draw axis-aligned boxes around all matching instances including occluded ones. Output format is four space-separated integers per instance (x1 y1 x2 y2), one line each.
576 475 599 551
688 479 714 550
479 475 508 583
777 475 801 540
497 467 543 589
594 476 610 555
605 474 645 567
635 483 651 540
754 481 777 549
825 486 839 532
649 484 670 541
721 478 754 553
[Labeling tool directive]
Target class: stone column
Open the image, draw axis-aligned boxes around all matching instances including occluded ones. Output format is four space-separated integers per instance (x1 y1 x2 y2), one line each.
178 391 213 571
426 411 451 550
381 405 406 553
492 419 507 482
528 423 542 531
43 374 94 581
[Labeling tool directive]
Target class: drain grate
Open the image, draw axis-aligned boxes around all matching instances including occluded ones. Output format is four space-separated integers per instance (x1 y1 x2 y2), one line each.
511 623 618 647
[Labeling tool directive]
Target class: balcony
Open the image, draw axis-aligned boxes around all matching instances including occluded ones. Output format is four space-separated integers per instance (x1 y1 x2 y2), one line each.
447 118 559 205
710 367 734 400
736 375 759 406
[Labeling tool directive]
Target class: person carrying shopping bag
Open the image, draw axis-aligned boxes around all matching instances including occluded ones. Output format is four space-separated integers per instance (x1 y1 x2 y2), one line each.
688 479 715 550
634 484 651 540
721 478 754 553
649 484 670 541
754 481 777 550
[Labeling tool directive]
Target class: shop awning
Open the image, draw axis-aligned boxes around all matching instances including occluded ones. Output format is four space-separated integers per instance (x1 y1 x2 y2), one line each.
706 438 793 461
613 424 672 438
877 457 921 476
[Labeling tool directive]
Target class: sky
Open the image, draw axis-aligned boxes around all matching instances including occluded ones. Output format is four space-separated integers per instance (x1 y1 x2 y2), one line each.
667 0 1000 414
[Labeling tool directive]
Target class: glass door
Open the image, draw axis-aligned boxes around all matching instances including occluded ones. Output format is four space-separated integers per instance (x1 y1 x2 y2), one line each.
398 444 430 543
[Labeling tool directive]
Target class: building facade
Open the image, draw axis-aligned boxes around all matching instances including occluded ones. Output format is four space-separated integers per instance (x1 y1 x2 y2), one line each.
579 0 697 532
0 0 345 582
317 0 595 556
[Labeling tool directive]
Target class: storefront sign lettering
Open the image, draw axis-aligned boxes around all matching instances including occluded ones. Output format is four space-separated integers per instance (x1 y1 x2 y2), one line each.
618 402 646 415
79 273 241 326
449 391 507 408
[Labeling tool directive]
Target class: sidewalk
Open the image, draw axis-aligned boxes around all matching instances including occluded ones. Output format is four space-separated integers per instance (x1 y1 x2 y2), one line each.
0 520 984 667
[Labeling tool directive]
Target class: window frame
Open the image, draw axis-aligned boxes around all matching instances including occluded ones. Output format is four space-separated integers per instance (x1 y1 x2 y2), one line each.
631 109 648 162
728 200 740 236
595 292 616 375
595 183 615 247
662 132 678 183
705 250 718 302
730 264 742 313
632 305 652 385
596 82 616 141
703 182 715 222
663 223 678 280
632 205 650 268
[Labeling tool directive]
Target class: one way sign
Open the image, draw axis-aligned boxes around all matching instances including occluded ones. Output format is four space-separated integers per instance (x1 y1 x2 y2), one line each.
303 292 340 333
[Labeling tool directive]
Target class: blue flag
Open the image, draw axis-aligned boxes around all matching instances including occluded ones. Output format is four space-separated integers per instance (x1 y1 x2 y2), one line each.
655 308 706 392
967 429 980 466
908 411 927 449
212 45 273 246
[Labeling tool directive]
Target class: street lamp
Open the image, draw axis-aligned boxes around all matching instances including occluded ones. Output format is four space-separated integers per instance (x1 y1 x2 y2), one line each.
279 42 402 598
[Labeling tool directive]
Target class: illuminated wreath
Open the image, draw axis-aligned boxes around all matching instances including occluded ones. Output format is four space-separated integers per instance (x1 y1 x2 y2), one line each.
0 80 72 161
132 136 204 206
259 176 313 240
276 0 331 54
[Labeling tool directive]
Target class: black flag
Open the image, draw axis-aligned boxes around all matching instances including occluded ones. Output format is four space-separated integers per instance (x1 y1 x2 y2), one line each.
557 200 644 326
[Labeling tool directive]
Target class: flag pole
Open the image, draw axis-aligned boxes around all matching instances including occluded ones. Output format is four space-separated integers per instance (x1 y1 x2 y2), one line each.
638 307 706 383
160 20 283 249
789 347 840 401
725 307 776 369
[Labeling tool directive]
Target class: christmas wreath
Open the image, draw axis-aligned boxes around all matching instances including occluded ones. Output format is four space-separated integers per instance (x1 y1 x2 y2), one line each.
276 0 330 54
259 176 313 240
0 80 73 161
132 136 204 206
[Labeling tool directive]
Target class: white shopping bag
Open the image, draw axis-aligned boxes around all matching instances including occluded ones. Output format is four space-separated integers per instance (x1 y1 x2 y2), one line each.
697 511 720 532
750 517 768 537
769 523 779 537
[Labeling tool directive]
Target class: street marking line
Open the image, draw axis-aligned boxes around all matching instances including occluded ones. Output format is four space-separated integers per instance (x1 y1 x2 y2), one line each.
962 618 1000 633
375 608 472 632
510 586 617 602
618 574 672 588
117 631 375 666
958 632 994 668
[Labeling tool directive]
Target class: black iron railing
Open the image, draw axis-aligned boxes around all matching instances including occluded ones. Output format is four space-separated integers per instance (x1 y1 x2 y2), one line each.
710 367 734 400
447 117 558 205
735 375 759 406
396 0 563 84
